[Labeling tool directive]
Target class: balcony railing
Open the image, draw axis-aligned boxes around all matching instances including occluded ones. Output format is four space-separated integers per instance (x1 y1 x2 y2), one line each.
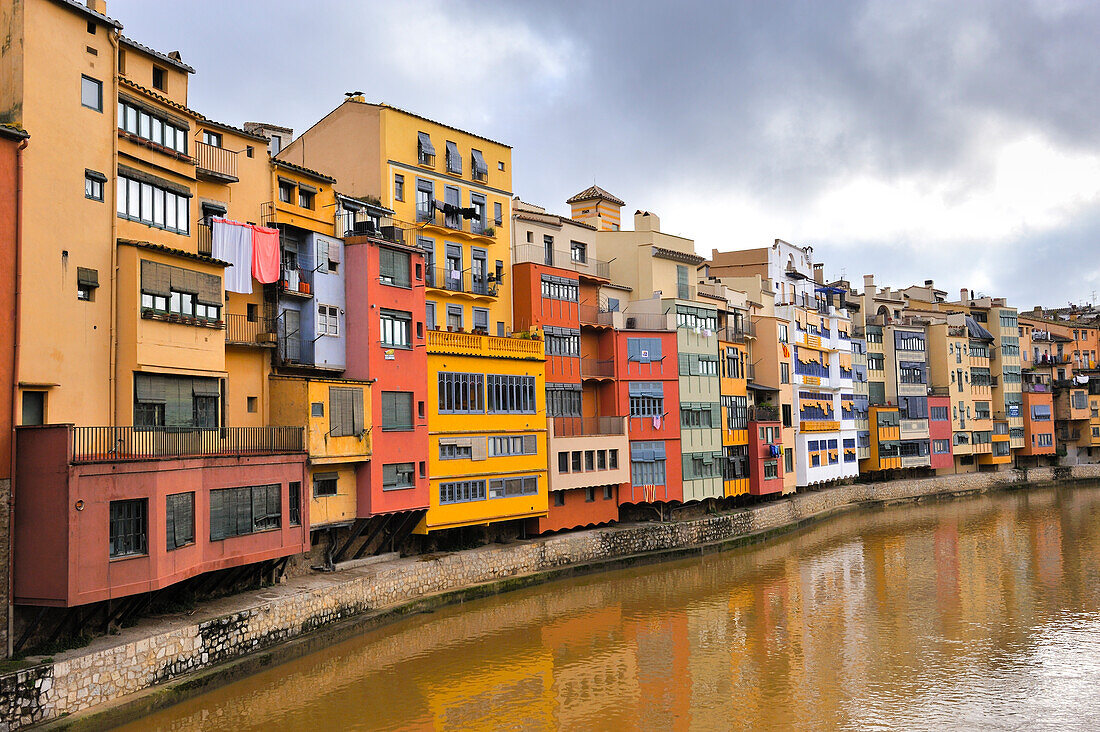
426 267 499 297
279 267 314 297
622 312 675 331
578 303 616 327
512 244 611 279
340 214 420 249
749 405 780 422
746 362 756 381
225 313 276 346
581 358 615 379
197 220 213 256
194 140 238 181
416 206 497 238
718 323 755 343
552 416 626 437
427 329 544 359
72 426 304 463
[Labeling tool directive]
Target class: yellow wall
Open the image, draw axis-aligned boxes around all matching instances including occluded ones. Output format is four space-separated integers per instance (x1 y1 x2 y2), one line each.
719 339 749 497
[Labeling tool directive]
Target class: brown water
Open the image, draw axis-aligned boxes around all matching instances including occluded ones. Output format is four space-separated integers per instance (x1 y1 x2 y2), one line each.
118 484 1100 731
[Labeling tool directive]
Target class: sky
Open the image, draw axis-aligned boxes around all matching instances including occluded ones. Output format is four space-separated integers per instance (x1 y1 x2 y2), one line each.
110 0 1100 310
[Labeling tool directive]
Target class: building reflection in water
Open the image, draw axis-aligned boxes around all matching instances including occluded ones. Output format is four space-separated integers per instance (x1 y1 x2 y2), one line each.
120 484 1100 732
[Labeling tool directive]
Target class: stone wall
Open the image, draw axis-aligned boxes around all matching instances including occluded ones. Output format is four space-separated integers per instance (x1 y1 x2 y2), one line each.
2 464 1099 729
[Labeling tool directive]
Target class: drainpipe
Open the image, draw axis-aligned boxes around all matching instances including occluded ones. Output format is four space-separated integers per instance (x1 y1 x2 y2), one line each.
108 29 119 426
9 136 27 658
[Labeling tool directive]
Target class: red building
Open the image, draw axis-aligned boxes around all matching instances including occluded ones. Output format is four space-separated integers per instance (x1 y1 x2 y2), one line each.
1020 384 1056 463
14 424 308 607
343 219 430 540
747 411 784 495
928 395 954 470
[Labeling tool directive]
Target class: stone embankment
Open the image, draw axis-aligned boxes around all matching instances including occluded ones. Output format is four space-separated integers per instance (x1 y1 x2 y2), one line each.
2 464 1097 729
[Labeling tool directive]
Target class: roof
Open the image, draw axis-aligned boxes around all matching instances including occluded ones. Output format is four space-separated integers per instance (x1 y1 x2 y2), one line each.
118 77 201 119
651 246 706 265
49 0 121 29
245 121 293 134
274 158 337 185
372 101 510 148
120 35 195 74
0 123 29 141
336 191 393 216
117 239 229 267
514 210 597 232
199 117 269 143
567 185 625 206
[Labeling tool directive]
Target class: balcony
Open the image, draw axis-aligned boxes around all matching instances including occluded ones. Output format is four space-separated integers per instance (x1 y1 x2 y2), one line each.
416 206 497 240
426 267 499 299
279 267 314 298
748 405 780 422
194 140 238 183
552 416 626 437
718 322 755 343
513 243 611 280
578 303 616 328
72 425 304 463
427 329 544 360
340 214 420 249
225 313 277 347
622 312 677 331
581 358 615 380
899 419 928 438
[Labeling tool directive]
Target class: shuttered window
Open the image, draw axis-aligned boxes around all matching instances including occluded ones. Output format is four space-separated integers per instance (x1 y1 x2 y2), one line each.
379 247 411 288
329 387 364 437
165 492 195 551
438 373 484 414
677 265 689 300
209 485 281 541
382 463 416 490
627 337 662 363
381 391 414 430
109 499 147 558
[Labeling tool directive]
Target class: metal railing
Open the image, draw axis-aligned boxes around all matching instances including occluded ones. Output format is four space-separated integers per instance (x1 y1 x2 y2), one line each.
622 312 674 331
512 244 611 279
225 313 276 345
552 416 626 437
718 323 755 343
280 267 313 296
426 267 499 297
746 362 756 381
341 214 421 249
197 220 213 256
578 303 615 327
195 140 238 180
72 426 304 463
581 358 615 378
749 406 780 422
415 207 497 238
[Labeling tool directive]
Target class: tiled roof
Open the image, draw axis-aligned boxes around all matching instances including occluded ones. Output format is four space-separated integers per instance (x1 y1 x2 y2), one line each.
50 0 122 29
274 158 337 185
0 123 29 141
373 102 511 149
199 117 269 143
120 35 195 74
117 239 229 267
651 246 705 265
118 77 201 118
566 185 625 206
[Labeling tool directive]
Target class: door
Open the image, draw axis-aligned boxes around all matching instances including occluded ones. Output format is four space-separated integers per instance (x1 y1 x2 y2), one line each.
282 309 301 362
471 248 487 295
445 243 462 292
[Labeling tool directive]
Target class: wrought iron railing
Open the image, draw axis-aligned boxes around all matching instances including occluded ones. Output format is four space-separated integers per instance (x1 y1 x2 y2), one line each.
512 244 611 279
195 140 238 179
225 313 276 345
426 267 498 297
622 312 674 331
72 426 304 463
580 358 615 378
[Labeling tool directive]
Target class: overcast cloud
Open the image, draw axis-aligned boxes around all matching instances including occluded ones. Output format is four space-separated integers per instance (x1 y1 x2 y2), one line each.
112 0 1100 308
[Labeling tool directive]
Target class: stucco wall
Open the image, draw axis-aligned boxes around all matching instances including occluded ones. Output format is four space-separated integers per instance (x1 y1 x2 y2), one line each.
2 464 1099 728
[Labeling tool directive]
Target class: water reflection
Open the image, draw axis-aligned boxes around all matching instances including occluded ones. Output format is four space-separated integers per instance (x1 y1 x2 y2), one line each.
118 484 1100 731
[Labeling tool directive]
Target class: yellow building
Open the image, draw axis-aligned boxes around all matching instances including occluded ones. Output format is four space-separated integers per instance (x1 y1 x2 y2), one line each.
278 102 548 531
860 406 901 472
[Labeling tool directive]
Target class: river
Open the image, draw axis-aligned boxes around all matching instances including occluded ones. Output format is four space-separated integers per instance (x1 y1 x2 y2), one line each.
117 483 1100 731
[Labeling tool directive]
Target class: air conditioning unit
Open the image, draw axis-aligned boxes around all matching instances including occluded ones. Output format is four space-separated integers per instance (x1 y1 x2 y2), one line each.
380 225 403 242
626 317 636 328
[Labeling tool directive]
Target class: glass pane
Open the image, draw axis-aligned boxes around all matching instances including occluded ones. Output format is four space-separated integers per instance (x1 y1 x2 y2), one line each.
127 179 140 217
177 197 188 233
165 192 177 229
140 183 153 222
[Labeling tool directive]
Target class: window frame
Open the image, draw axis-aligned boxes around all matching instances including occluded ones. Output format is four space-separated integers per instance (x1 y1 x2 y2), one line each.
81 74 103 111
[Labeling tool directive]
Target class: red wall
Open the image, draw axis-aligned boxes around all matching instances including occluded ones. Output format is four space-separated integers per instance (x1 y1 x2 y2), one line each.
511 262 580 335
0 133 23 481
15 426 309 607
344 235 430 516
748 420 784 495
1021 392 1056 456
612 331 682 504
537 485 619 533
928 396 954 469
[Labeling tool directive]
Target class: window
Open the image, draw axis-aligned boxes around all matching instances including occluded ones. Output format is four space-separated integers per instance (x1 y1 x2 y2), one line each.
439 480 486 505
931 406 949 421
675 305 717 331
209 485 281 540
682 403 717 429
584 487 596 502
278 180 295 203
780 362 790 384
440 441 473 460
487 476 539 500
631 442 667 487
379 247 411 288
629 382 665 417
444 186 461 228
764 460 779 479
298 188 315 209
894 331 925 352
487 374 536 413
381 391 414 430
933 439 951 454
1037 433 1053 447
571 451 582 472
110 499 147 558
784 448 794 473
678 353 720 377
676 265 689 300
541 274 579 302
782 403 792 427
77 267 98 301
778 324 789 343
417 179 434 221
81 75 102 111
545 328 580 357
547 383 582 417
627 337 663 363
570 241 587 263
247 396 258 413
394 174 405 202
383 463 416 490
438 373 484 414
202 130 222 147
161 492 193 552
380 309 412 348
488 435 537 456
85 171 105 201
329 386 364 437
867 354 885 371
288 482 301 526
447 305 463 330
313 472 338 497
152 65 167 91
558 452 569 473
472 307 489 333
471 149 489 181
318 304 340 336
120 102 188 152
494 201 503 225
721 395 748 430
470 193 487 234
445 141 462 174
117 174 191 234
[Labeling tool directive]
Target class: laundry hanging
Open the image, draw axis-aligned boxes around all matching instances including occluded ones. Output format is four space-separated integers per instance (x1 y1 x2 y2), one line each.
211 218 253 294
250 224 280 284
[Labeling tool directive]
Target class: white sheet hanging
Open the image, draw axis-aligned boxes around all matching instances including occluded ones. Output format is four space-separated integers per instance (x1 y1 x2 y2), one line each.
211 217 253 294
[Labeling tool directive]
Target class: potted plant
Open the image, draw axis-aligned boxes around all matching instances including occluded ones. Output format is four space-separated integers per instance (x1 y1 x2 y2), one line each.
484 226 496 237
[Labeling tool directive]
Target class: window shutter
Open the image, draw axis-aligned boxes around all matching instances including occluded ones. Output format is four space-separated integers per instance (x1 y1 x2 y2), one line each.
329 387 345 436
317 240 329 266
351 387 364 435
251 486 266 532
523 434 536 454
628 339 641 360
234 487 251 535
176 494 193 546
381 392 396 428
165 495 177 550
679 353 690 374
209 489 225 541
471 437 487 461
396 251 411 288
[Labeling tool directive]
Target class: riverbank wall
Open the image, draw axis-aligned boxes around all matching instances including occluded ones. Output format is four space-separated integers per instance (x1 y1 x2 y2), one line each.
3 464 1098 730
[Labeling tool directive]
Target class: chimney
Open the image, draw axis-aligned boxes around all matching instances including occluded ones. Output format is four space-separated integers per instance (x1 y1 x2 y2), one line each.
863 274 876 301
634 210 660 232
1033 306 1043 317
924 279 933 287
813 263 824 285
86 0 107 14
960 288 968 303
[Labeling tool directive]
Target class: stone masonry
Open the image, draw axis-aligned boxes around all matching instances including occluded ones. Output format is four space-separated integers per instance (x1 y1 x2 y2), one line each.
0 465 1097 729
